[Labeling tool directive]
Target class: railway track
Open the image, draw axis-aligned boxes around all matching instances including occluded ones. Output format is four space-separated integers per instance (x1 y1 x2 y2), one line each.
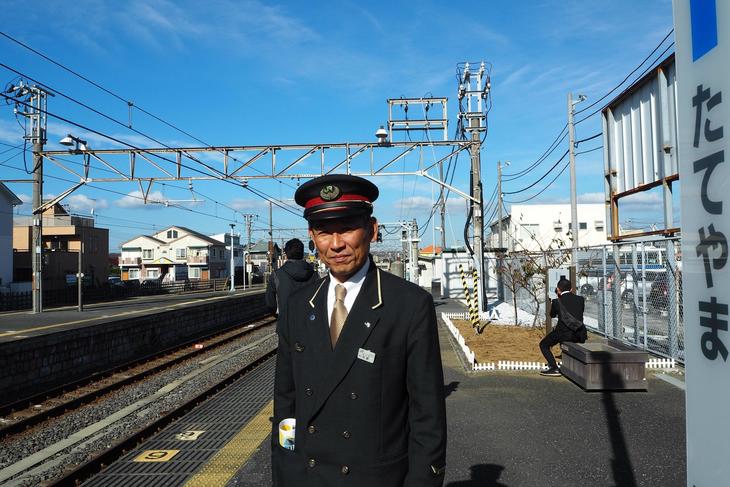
0 316 275 439
0 319 278 486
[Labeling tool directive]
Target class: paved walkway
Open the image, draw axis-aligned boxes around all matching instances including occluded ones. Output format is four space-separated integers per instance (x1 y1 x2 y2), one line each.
230 298 687 486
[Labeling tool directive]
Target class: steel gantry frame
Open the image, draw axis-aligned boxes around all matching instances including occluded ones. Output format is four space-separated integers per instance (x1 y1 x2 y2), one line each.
39 140 478 203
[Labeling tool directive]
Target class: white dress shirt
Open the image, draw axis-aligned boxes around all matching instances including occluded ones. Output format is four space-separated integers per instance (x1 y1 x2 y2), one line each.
326 259 370 327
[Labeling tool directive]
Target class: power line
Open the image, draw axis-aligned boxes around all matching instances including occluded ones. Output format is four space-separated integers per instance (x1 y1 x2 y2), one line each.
576 145 603 156
502 150 569 195
575 132 601 145
575 29 674 116
575 41 675 125
1 92 301 217
502 124 567 180
504 158 570 204
0 31 298 192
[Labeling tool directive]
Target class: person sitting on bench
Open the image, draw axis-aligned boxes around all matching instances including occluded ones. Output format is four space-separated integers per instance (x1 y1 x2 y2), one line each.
539 277 588 377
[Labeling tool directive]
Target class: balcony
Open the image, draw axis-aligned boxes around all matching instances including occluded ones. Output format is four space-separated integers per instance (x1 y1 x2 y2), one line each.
187 255 209 265
120 257 141 266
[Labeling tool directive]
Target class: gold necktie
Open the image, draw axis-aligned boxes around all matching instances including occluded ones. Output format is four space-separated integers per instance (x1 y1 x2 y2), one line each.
330 284 348 348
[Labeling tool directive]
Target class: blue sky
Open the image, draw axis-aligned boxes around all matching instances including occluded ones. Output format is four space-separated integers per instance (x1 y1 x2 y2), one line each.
0 0 675 251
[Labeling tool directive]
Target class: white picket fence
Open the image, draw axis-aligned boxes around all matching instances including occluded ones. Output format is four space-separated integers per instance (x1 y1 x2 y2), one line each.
441 312 678 372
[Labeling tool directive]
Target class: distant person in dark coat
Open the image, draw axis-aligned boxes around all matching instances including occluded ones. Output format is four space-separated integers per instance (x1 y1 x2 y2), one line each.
265 238 316 315
539 277 588 377
272 174 447 487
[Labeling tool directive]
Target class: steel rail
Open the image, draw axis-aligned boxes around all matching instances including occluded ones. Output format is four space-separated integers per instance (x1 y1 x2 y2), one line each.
48 349 277 487
0 315 274 438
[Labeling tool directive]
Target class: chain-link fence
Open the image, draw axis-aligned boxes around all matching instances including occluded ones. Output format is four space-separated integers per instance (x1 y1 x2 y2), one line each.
501 238 684 363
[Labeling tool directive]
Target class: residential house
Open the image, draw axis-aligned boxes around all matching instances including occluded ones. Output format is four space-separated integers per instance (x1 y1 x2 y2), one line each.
0 183 22 290
13 203 109 290
119 226 226 282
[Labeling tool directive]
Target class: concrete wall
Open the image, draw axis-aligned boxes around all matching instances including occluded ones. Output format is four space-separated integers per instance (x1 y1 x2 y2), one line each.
0 291 269 402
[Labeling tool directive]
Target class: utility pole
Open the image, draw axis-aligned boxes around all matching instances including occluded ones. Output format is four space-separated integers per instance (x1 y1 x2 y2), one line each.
268 201 274 271
438 161 446 251
497 160 504 302
568 92 586 287
459 61 490 313
410 219 420 285
229 223 235 292
401 224 409 279
241 213 256 289
77 224 83 312
8 81 54 313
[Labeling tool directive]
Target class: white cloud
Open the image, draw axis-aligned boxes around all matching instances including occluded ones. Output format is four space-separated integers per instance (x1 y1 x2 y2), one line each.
0 119 24 144
502 65 531 86
577 192 605 204
229 197 288 211
115 190 167 209
396 196 434 211
66 194 109 212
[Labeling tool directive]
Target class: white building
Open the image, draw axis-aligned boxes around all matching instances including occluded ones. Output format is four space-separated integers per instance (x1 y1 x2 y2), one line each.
0 183 22 290
120 226 227 282
487 204 608 252
209 232 244 278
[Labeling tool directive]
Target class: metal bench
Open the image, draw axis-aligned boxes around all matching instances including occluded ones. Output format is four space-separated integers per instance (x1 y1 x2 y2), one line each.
560 341 648 391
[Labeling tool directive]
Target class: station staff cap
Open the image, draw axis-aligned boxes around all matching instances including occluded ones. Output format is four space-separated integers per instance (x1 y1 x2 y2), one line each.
294 174 379 222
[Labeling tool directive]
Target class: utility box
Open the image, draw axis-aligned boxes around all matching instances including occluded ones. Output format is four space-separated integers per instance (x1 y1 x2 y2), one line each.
560 341 648 391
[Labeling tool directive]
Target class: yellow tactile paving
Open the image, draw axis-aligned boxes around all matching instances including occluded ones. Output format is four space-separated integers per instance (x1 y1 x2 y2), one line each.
184 400 273 487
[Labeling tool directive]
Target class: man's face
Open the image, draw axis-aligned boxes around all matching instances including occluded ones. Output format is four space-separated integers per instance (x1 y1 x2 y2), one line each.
309 216 377 282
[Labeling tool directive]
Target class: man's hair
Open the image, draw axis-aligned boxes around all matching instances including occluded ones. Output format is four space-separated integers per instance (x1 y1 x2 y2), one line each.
557 278 572 292
284 238 304 260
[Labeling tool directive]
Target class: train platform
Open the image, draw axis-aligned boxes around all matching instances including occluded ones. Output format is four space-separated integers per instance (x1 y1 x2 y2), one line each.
84 296 686 487
0 286 265 342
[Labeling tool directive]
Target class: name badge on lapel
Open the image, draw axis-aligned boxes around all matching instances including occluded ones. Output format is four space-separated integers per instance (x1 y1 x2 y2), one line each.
357 348 376 364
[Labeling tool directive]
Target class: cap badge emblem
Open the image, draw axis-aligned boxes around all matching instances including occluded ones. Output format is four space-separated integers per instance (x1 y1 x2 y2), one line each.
320 184 341 201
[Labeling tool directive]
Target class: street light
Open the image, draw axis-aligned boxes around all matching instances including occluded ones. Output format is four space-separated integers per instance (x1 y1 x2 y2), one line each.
59 134 89 152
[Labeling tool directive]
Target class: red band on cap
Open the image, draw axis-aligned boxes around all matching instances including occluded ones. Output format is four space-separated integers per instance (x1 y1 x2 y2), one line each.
304 194 369 209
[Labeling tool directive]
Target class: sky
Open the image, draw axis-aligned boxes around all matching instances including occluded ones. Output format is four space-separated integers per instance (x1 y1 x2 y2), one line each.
0 0 676 252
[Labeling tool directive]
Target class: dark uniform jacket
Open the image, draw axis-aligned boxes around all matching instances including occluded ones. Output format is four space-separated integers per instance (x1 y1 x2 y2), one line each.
272 259 447 487
265 259 316 314
549 292 587 341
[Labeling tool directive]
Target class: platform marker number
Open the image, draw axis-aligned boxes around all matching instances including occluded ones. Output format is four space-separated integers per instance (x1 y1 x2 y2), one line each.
134 450 180 462
175 430 205 441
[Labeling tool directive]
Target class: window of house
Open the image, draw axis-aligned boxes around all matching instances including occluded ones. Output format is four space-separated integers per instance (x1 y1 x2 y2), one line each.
142 249 153 259
595 220 605 231
579 222 587 230
167 229 178 239
189 267 201 279
233 250 239 257
128 268 140 279
147 268 160 278
176 248 186 259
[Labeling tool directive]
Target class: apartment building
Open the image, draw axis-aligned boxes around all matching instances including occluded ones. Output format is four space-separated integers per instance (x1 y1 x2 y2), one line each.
13 203 109 290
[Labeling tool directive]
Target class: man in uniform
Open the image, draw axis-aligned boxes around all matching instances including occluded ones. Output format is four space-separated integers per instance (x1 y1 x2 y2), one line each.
272 174 447 487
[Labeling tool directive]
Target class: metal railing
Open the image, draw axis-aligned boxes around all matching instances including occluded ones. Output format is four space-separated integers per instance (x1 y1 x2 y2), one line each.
501 237 684 363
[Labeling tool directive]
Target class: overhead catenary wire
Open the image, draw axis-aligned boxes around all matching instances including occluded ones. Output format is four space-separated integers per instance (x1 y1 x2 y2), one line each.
0 92 301 217
0 30 298 192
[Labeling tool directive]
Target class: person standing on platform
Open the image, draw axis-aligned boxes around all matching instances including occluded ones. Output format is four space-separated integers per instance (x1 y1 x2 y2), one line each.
539 277 588 377
272 174 447 487
265 238 316 316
